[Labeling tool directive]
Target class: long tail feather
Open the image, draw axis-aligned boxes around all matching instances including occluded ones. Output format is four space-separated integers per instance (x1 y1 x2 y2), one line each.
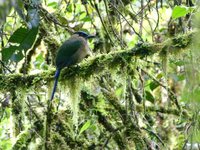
50 69 60 101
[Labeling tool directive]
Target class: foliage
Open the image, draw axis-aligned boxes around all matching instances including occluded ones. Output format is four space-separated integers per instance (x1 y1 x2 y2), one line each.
172 5 195 19
0 0 199 149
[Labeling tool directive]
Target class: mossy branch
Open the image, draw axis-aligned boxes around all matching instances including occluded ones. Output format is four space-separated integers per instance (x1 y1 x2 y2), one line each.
0 32 193 91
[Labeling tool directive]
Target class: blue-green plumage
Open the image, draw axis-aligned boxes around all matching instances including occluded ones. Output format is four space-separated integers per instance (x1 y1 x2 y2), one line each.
50 69 60 101
56 39 83 69
50 31 95 101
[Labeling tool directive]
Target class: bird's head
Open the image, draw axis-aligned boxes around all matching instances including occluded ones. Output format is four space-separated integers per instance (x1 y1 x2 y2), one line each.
74 31 95 39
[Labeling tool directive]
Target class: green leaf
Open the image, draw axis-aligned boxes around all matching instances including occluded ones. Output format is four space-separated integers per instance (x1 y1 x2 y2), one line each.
173 60 185 66
79 120 91 135
10 51 24 62
79 11 86 20
58 16 68 24
156 73 163 79
2 46 20 62
115 87 123 97
188 6 196 13
47 2 58 8
177 74 185 81
34 53 45 69
149 81 159 91
66 3 73 12
9 27 38 51
172 6 189 19
81 16 92 22
2 27 38 62
89 124 97 132
145 90 155 103
9 27 29 43
19 27 38 50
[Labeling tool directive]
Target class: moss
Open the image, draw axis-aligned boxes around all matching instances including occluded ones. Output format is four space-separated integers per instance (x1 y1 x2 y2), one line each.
172 33 192 48
0 74 22 91
12 88 26 136
0 32 193 91
12 128 32 150
67 76 82 131
51 132 69 149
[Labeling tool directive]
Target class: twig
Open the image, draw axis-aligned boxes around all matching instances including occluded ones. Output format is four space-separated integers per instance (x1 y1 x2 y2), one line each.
153 0 160 33
109 2 143 41
0 60 13 73
101 127 124 149
140 67 181 110
92 1 115 46
103 0 125 48
141 127 165 146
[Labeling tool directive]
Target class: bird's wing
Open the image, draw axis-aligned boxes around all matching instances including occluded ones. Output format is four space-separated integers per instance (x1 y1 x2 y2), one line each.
56 38 83 69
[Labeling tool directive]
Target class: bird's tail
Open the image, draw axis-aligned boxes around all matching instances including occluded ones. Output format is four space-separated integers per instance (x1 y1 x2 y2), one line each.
50 69 60 101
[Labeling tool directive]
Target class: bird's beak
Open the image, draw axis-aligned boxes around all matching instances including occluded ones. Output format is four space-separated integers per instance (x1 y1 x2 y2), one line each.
87 35 96 39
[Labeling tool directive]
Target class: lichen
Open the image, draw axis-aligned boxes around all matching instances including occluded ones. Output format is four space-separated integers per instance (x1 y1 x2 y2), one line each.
12 87 27 136
12 128 32 150
67 76 82 132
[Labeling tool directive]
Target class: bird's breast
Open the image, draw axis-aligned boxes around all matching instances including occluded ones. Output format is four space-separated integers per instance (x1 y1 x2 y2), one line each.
71 45 90 63
55 37 91 69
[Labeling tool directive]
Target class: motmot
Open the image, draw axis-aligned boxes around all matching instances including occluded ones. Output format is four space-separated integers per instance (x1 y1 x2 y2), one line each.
50 31 95 101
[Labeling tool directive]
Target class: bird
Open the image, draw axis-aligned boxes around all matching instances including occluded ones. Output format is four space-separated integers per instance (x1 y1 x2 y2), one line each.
50 31 95 101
